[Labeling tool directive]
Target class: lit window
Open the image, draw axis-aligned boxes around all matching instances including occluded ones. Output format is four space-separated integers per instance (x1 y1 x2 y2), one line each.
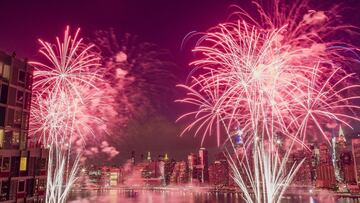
0 129 3 148
12 131 19 145
2 64 10 80
19 157 27 171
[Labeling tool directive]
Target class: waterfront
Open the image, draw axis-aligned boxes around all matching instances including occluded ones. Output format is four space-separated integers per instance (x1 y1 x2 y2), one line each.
68 189 360 203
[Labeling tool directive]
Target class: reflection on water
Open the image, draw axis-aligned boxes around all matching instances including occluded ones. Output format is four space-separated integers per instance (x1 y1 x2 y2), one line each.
68 190 360 203
69 190 240 203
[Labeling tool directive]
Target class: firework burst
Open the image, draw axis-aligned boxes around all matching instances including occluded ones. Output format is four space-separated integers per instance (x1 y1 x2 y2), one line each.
178 0 360 202
30 26 105 203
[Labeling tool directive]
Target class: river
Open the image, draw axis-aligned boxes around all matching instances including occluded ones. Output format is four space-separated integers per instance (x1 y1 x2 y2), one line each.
68 189 360 203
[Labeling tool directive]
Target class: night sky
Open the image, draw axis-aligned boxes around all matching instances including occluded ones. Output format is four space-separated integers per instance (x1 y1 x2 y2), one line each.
1 0 360 164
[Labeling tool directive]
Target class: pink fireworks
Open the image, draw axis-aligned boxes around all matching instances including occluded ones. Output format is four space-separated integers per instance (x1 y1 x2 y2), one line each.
177 0 360 147
30 26 106 146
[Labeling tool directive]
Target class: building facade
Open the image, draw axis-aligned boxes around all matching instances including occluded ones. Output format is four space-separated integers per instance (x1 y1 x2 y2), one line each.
352 138 360 184
209 153 229 187
316 143 336 188
0 51 47 203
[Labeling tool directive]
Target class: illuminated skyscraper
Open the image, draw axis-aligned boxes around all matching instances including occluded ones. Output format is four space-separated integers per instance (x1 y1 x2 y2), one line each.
198 148 209 183
187 153 198 183
316 143 336 188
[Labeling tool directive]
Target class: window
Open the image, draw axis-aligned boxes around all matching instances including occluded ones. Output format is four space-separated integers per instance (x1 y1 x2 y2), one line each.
0 129 3 148
18 70 25 83
38 179 45 191
2 64 10 80
12 131 19 145
20 132 26 150
0 107 5 127
0 181 9 201
2 157 10 171
7 109 14 126
18 181 25 192
26 179 34 197
26 73 32 89
16 90 24 104
19 157 27 171
0 84 8 104
40 158 47 169
14 111 21 125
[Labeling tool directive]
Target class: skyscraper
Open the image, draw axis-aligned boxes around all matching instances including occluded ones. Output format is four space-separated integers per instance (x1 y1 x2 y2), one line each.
209 153 229 187
316 143 336 188
198 147 209 183
187 153 198 183
352 138 360 184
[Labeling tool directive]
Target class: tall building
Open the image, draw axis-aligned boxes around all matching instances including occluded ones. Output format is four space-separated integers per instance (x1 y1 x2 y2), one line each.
0 51 47 202
164 158 176 185
289 149 312 185
170 161 188 184
198 148 209 183
187 153 198 184
209 153 229 187
340 151 356 184
316 143 336 188
352 138 360 184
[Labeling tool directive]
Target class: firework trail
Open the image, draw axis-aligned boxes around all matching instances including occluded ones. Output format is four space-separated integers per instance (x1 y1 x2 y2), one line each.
177 0 360 202
30 26 107 203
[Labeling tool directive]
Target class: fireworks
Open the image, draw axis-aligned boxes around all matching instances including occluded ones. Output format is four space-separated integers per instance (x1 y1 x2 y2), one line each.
94 29 177 118
178 0 360 202
30 26 103 145
178 3 360 147
30 26 104 203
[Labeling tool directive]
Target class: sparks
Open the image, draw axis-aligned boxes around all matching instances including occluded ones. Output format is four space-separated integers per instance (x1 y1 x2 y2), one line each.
177 0 360 202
